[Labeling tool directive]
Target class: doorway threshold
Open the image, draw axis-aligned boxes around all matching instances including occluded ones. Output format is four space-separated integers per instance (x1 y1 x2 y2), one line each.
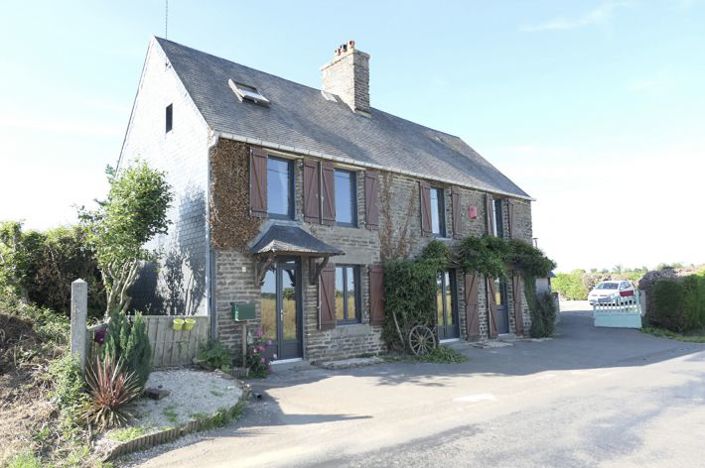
439 338 460 344
271 357 303 365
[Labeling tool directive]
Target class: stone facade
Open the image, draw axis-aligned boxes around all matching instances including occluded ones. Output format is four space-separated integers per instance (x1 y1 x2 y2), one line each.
211 138 534 361
120 39 536 364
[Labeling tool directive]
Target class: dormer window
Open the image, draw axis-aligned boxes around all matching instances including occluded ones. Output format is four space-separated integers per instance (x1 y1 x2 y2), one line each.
228 79 270 106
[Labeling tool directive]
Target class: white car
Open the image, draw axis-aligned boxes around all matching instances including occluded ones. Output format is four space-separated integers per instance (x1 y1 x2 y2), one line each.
588 280 635 305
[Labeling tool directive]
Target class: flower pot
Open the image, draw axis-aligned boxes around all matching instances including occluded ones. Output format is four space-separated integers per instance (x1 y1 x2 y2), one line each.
183 318 196 331
172 318 184 331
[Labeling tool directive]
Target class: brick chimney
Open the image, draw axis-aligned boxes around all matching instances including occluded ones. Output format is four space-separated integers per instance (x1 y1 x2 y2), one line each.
321 40 370 114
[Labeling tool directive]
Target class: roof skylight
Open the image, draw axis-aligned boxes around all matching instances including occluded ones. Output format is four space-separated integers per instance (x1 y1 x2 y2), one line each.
228 79 270 106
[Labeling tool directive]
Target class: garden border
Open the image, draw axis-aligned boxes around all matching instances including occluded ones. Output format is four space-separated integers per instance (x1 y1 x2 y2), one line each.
101 383 250 461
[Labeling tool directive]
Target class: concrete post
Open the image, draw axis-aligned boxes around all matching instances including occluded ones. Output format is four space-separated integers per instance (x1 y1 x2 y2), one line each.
70 279 88 372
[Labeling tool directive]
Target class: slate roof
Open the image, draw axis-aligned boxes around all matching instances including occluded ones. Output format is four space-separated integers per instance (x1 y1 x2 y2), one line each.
250 224 344 257
155 38 531 199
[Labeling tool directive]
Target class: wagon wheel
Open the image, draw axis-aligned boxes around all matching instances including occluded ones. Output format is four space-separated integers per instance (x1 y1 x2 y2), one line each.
408 325 437 356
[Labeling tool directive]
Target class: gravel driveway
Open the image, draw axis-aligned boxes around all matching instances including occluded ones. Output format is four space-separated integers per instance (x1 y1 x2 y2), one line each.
124 303 705 467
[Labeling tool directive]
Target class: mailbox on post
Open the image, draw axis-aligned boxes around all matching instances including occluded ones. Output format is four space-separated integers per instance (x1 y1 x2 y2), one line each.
231 302 256 321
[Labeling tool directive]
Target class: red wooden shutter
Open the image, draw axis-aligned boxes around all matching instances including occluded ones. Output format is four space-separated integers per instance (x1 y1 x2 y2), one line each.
507 200 514 239
319 264 336 330
465 273 480 340
486 276 498 338
369 265 384 325
321 161 336 225
485 194 493 235
303 159 321 223
512 274 524 336
365 171 379 230
419 181 431 236
249 147 268 218
451 188 461 239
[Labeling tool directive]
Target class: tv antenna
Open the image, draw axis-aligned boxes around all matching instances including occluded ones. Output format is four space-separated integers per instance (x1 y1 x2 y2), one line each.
165 0 169 38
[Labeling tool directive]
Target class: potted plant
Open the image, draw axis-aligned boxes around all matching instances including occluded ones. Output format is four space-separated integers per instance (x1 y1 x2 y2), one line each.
183 318 196 331
172 318 184 331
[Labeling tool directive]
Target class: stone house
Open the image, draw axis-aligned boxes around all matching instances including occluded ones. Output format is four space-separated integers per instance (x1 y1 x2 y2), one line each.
119 37 534 362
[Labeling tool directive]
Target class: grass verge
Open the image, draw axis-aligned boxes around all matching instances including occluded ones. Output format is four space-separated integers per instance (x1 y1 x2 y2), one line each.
642 327 705 343
383 345 468 364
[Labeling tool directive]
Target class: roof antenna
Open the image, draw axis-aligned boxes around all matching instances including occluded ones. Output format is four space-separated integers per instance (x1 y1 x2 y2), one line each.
164 0 169 39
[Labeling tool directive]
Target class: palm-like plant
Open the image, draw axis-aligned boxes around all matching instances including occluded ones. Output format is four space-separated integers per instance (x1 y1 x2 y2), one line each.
82 354 141 431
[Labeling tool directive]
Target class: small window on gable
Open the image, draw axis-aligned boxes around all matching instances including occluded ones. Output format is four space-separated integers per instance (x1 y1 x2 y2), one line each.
228 79 270 106
165 104 173 133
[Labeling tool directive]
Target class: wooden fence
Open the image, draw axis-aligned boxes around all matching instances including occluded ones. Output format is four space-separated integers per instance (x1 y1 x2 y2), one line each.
144 315 209 368
84 316 209 369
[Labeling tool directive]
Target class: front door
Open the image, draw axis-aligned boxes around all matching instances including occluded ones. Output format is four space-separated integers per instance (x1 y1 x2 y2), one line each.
436 271 460 340
494 278 510 334
260 259 302 361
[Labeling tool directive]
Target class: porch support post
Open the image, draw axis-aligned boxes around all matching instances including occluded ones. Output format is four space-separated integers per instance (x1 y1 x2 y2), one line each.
308 256 330 285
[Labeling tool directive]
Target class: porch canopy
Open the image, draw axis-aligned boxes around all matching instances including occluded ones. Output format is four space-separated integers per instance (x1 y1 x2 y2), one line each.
249 224 344 285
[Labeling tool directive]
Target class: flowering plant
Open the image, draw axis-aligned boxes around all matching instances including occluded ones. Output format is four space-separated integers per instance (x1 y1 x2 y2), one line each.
246 327 271 378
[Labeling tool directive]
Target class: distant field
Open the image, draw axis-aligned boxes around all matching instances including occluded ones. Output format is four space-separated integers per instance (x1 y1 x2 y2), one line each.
260 295 354 341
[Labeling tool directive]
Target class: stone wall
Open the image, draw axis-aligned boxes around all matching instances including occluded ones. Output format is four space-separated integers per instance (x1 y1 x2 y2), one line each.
212 139 534 359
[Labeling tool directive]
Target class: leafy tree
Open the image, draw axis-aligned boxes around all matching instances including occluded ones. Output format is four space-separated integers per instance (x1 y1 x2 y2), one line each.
82 162 172 316
0 221 32 298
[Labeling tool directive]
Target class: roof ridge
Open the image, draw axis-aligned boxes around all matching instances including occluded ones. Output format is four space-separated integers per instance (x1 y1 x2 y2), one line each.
154 36 463 141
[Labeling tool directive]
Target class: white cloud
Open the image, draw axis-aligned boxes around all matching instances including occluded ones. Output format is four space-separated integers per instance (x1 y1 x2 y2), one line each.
521 1 632 32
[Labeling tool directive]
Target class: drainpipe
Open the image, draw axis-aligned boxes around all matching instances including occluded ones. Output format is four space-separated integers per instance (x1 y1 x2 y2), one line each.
206 132 218 340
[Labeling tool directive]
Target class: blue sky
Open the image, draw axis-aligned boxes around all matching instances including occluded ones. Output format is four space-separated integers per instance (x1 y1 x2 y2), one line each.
1 0 704 271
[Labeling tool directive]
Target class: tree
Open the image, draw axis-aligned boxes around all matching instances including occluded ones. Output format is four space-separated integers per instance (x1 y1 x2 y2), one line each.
82 162 172 316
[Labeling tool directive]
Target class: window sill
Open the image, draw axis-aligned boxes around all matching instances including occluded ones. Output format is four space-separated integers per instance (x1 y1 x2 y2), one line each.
267 213 295 220
335 223 359 229
330 323 369 337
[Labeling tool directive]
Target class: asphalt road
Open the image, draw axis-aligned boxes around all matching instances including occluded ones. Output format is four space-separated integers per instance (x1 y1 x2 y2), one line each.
133 303 705 468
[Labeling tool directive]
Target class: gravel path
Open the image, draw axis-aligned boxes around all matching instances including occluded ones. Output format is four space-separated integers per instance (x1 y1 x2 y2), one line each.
96 369 243 458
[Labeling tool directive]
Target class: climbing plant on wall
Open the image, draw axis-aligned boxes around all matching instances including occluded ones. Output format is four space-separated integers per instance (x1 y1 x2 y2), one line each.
382 240 449 351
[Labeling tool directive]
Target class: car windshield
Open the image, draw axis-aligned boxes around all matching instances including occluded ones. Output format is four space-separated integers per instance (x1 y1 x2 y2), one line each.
597 282 619 290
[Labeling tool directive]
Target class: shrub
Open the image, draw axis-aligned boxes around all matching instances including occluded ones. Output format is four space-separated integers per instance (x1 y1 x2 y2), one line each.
245 327 270 378
650 275 705 333
552 270 589 300
682 274 705 331
382 258 437 352
416 345 467 363
650 280 686 332
197 339 232 371
48 354 85 410
82 354 141 431
529 291 557 338
102 310 152 389
0 222 105 318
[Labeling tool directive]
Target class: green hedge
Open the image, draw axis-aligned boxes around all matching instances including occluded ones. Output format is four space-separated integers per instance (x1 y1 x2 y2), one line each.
650 274 705 333
552 270 589 300
0 222 105 318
